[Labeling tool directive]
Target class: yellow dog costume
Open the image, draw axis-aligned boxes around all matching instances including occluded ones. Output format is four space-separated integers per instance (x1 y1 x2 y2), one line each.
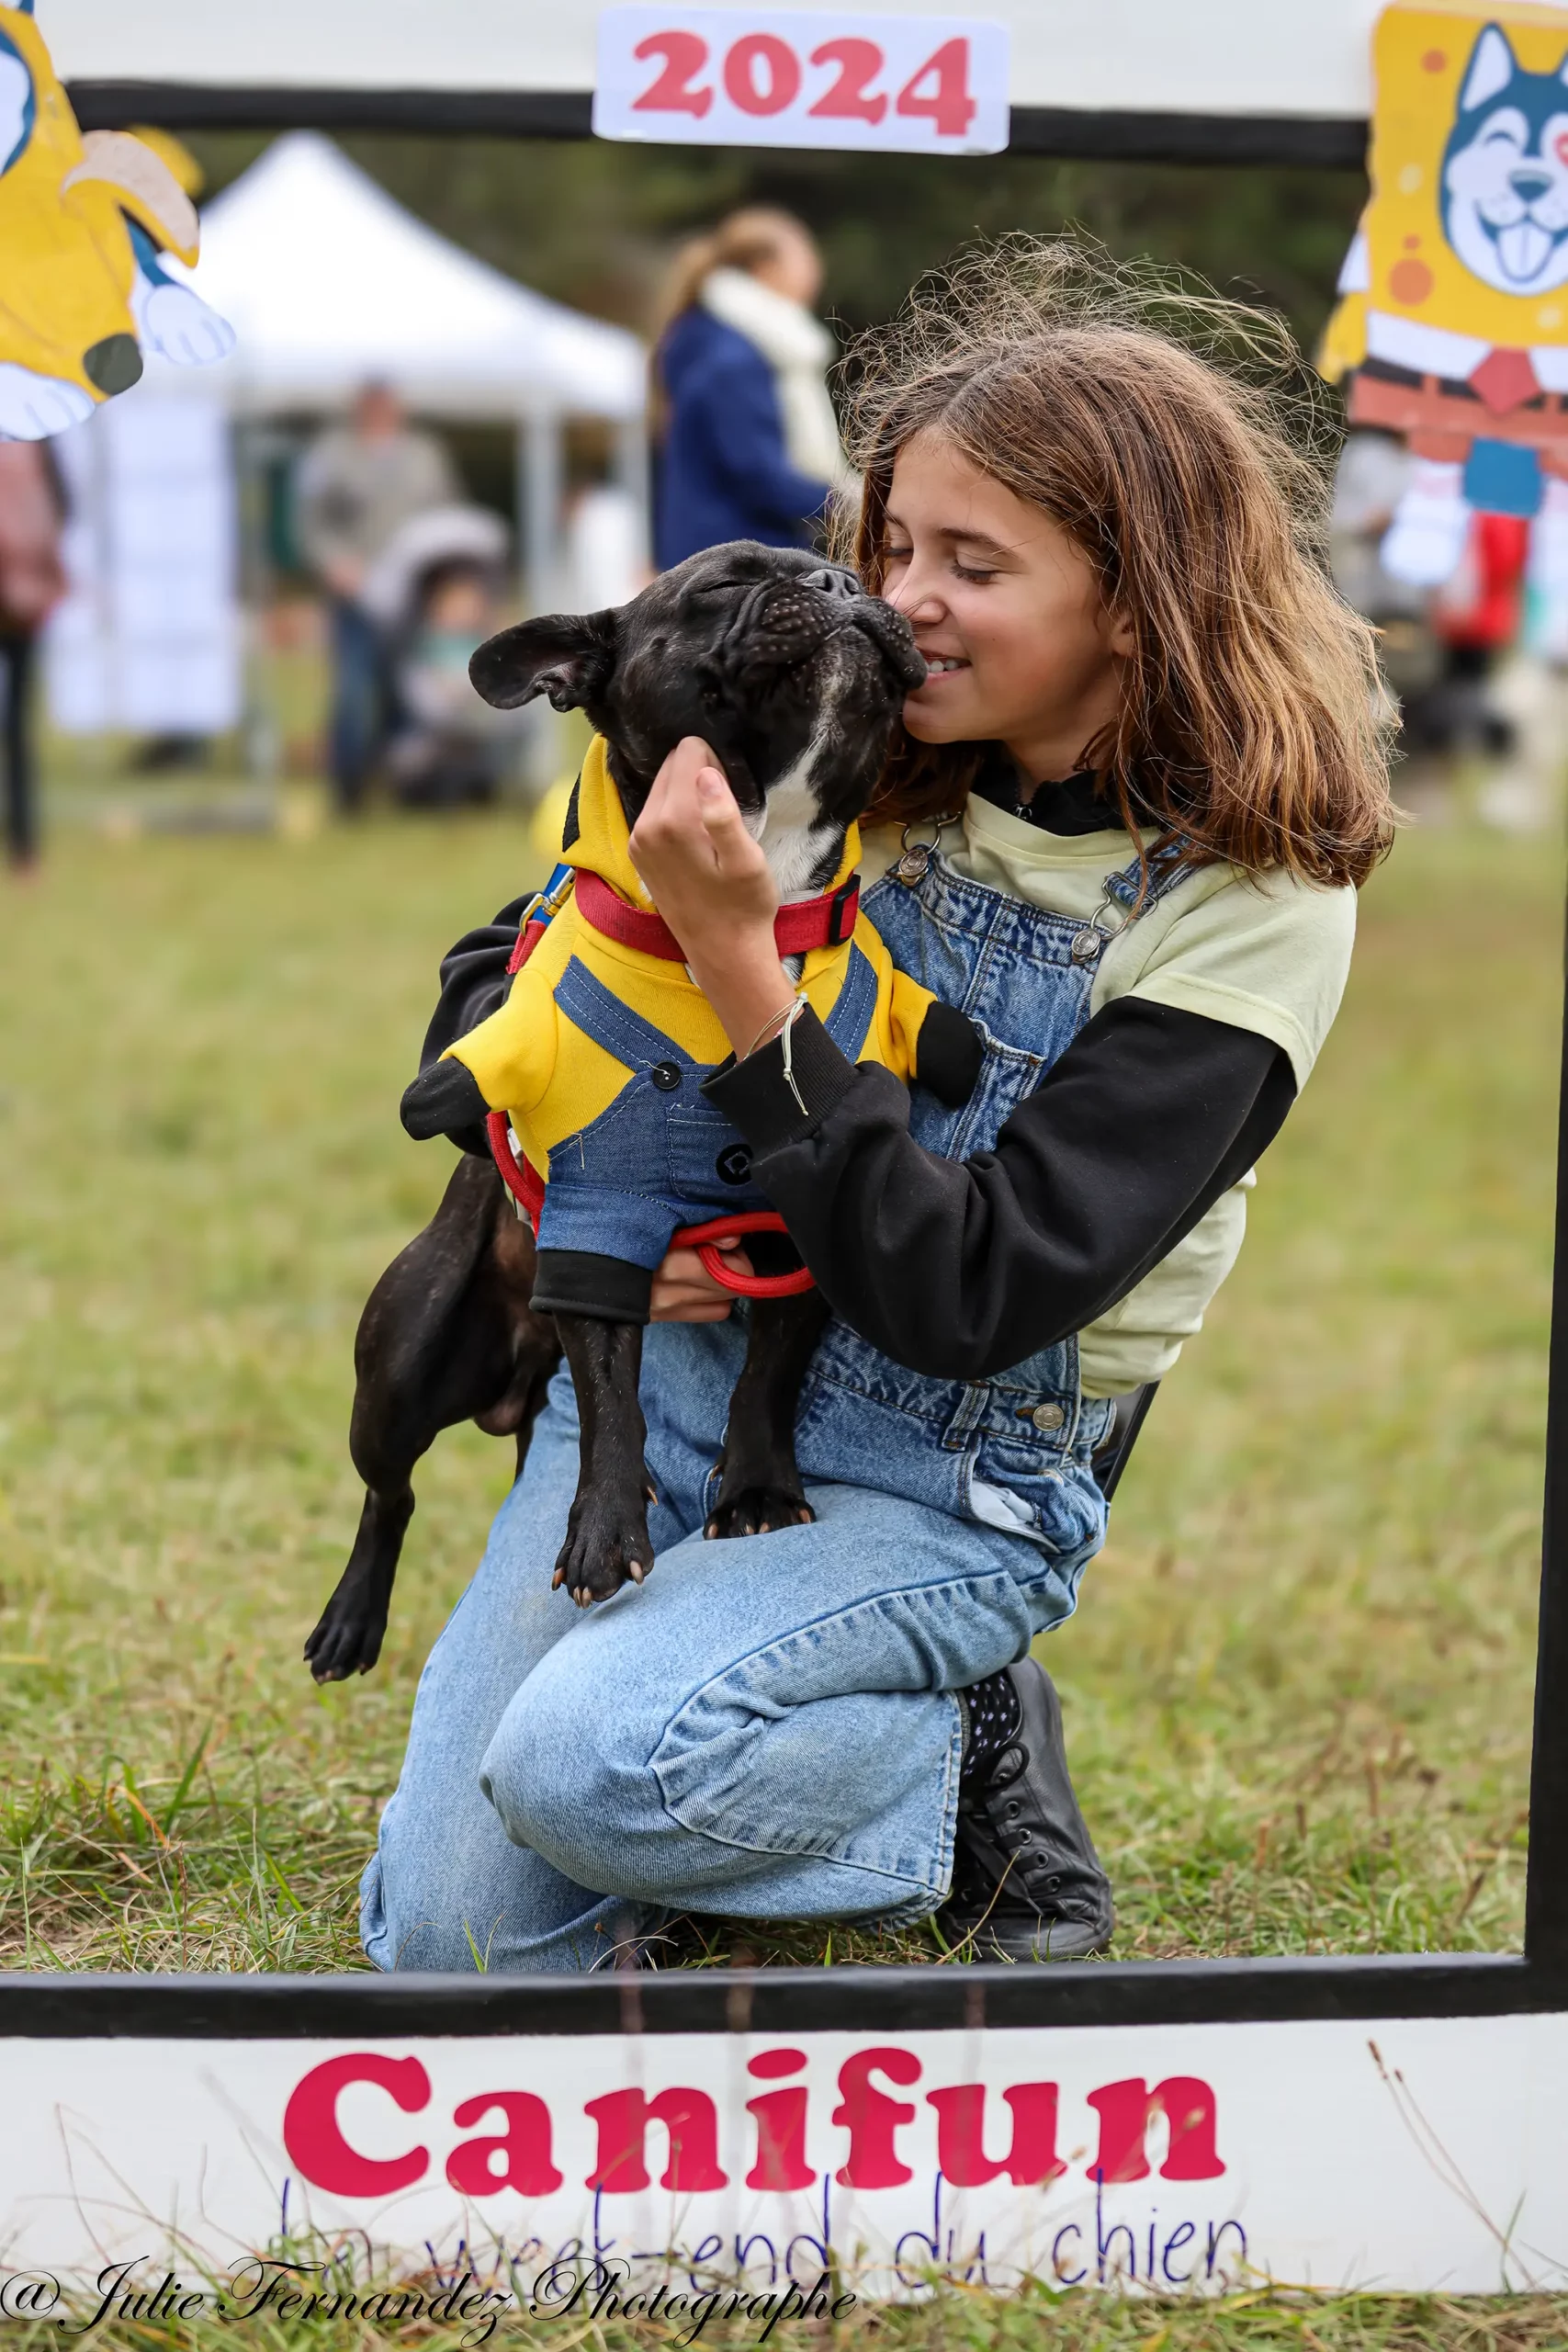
443 736 958 1319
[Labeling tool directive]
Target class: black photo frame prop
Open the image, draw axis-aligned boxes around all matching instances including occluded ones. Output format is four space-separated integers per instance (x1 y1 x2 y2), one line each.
4 73 1563 2306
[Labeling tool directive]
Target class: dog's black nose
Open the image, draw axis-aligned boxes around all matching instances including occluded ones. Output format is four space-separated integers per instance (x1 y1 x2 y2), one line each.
1512 166 1553 202
801 566 861 603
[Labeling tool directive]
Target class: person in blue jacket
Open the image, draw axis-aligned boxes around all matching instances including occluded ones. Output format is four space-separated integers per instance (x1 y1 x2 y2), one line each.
653 208 849 571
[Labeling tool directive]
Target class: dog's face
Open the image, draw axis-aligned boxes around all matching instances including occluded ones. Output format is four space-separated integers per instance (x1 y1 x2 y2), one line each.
1442 24 1568 295
469 542 926 852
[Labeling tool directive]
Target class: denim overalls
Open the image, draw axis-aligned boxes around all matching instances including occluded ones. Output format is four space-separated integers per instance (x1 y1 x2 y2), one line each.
783 833 1187 1544
362 832 1189 1972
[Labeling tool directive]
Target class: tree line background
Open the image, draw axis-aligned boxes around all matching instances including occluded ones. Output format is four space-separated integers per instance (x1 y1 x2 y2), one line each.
188 132 1367 359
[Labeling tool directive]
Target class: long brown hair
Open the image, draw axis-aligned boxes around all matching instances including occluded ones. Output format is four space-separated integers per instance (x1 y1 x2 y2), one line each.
836 239 1394 888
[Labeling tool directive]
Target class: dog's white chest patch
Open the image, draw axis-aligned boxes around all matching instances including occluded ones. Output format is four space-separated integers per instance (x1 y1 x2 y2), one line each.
747 737 840 904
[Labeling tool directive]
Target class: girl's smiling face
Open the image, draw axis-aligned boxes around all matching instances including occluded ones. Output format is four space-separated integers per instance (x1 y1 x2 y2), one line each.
880 431 1134 786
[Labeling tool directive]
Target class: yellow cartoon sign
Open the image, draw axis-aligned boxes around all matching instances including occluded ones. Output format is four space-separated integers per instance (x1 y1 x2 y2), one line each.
1321 0 1568 565
0 1 231 437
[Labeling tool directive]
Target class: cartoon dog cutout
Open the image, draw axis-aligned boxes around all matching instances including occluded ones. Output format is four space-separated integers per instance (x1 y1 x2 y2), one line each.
1442 23 1568 294
1320 8 1568 588
0 1 232 438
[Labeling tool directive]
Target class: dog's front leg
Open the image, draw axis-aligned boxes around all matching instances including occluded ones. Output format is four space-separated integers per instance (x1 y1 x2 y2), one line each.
552 1313 657 1605
707 1289 832 1539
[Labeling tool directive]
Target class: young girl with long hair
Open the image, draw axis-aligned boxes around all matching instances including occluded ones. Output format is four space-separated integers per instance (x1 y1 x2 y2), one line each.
362 243 1393 1973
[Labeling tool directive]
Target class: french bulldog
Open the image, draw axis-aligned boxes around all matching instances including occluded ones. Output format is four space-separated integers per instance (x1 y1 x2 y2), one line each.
305 542 976 1678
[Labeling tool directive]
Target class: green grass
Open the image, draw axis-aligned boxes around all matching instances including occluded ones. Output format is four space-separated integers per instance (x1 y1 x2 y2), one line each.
1 805 1564 2346
0 808 1557 1973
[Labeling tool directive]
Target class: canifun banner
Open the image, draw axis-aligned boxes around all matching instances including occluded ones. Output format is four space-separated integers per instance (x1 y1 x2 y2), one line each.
5 2016 1568 2298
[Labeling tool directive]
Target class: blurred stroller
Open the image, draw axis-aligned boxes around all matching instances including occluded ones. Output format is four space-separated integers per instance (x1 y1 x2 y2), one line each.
360 505 520 808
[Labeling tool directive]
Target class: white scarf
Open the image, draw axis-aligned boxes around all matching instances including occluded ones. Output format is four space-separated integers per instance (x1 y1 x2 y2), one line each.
699 266 852 491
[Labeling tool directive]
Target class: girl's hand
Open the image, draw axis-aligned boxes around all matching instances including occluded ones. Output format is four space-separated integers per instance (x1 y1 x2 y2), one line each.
649 1236 752 1321
630 735 777 942
628 737 796 1056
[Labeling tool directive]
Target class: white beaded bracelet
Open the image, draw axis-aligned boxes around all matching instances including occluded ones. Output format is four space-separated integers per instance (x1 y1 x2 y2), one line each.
743 991 809 1117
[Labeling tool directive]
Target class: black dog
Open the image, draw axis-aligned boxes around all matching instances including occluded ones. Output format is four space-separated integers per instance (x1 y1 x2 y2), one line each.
306 544 975 1677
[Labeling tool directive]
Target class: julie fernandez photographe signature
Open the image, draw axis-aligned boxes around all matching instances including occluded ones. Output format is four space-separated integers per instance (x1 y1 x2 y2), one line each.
0 2255 857 2344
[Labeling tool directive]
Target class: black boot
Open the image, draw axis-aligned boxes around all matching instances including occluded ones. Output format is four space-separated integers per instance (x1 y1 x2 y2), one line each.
938 1657 1113 1962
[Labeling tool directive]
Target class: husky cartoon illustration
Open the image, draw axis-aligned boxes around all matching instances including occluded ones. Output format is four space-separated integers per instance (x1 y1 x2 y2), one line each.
1442 23 1568 295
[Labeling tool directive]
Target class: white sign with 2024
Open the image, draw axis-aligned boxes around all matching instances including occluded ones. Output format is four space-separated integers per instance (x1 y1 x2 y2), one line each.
593 7 1010 154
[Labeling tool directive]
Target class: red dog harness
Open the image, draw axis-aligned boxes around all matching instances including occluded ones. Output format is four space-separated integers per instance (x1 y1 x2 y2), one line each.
573 866 859 961
484 865 852 1299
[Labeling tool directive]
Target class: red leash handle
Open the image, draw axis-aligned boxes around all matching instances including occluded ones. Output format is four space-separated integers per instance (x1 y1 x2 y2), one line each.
671 1211 816 1297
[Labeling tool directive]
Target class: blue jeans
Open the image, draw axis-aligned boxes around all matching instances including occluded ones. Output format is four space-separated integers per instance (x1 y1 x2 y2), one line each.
361 1317 1111 1973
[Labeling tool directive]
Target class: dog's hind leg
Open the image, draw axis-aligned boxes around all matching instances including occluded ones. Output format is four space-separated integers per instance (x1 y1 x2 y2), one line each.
305 1156 559 1681
312 1478 417 1686
705 1288 832 1539
468 1184 560 1474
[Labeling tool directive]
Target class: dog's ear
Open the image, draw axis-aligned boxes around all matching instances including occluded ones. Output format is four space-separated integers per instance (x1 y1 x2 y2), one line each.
1458 25 1517 113
468 611 617 712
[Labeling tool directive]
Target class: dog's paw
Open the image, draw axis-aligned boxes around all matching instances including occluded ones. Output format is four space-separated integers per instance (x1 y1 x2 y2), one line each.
304 1587 387 1681
705 1487 815 1540
552 1485 656 1607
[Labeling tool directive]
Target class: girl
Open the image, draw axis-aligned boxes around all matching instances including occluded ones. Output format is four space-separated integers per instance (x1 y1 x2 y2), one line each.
361 244 1393 1973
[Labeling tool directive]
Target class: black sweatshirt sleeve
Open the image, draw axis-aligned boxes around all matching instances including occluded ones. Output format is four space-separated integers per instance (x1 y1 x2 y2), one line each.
702 997 1295 1382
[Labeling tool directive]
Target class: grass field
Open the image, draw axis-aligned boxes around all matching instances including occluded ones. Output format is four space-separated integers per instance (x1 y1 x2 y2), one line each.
0 804 1557 1969
0 798 1563 2346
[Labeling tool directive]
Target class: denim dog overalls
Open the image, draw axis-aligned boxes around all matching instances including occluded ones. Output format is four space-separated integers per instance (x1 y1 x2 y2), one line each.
444 736 948 1295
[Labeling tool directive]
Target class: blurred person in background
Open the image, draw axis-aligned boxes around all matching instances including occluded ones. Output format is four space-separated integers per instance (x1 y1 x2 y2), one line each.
359 503 515 810
0 439 66 872
652 208 852 570
297 380 457 812
1418 510 1529 761
1329 429 1442 752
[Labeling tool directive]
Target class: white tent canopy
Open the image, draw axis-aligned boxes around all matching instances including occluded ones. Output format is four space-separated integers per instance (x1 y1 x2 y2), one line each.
182 131 646 422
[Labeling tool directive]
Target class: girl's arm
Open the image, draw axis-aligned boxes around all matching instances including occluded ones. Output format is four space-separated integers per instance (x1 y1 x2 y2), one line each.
629 740 1294 1383
705 995 1292 1381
